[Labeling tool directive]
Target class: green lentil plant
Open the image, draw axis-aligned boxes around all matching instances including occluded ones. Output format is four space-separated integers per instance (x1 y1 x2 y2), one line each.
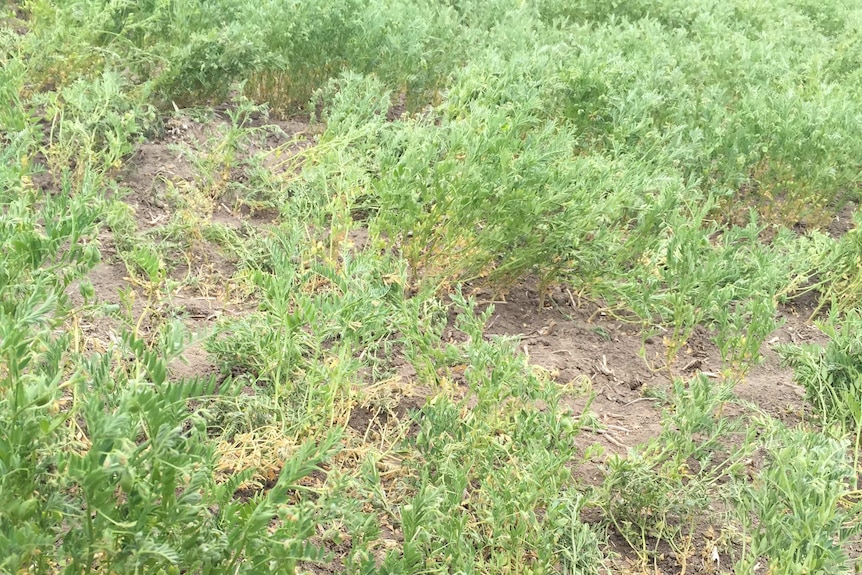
36 69 156 177
348 0 461 110
247 0 461 114
732 418 862 574
23 0 267 102
51 325 341 575
316 69 632 294
173 97 266 200
205 233 319 417
778 310 862 488
703 223 808 374
0 150 343 574
0 204 346 571
0 167 103 298
601 204 801 374
124 243 166 291
552 493 604 575
807 212 862 316
535 1 862 225
0 163 103 568
25 0 465 111
0 52 32 134
242 0 364 112
778 311 862 429
206 225 414 431
380 290 602 574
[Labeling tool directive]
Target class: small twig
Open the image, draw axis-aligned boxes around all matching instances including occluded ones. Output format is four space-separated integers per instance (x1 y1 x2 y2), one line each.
680 359 702 372
621 397 654 408
522 322 555 339
591 428 627 448
596 355 614 376
566 287 578 309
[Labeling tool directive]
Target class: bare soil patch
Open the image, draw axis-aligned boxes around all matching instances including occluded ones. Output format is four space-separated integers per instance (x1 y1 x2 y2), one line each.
468 282 812 455
827 200 858 238
73 107 316 379
115 141 195 229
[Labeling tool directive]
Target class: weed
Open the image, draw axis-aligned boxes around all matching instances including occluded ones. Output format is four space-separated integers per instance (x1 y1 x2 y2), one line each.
598 376 742 566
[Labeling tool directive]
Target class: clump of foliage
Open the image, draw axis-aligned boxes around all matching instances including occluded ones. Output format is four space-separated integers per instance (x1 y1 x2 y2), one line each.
733 419 862 574
807 212 862 315
779 311 862 428
779 311 862 493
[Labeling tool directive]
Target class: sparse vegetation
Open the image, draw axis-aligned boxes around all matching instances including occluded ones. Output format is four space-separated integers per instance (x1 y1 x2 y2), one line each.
3 0 862 573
